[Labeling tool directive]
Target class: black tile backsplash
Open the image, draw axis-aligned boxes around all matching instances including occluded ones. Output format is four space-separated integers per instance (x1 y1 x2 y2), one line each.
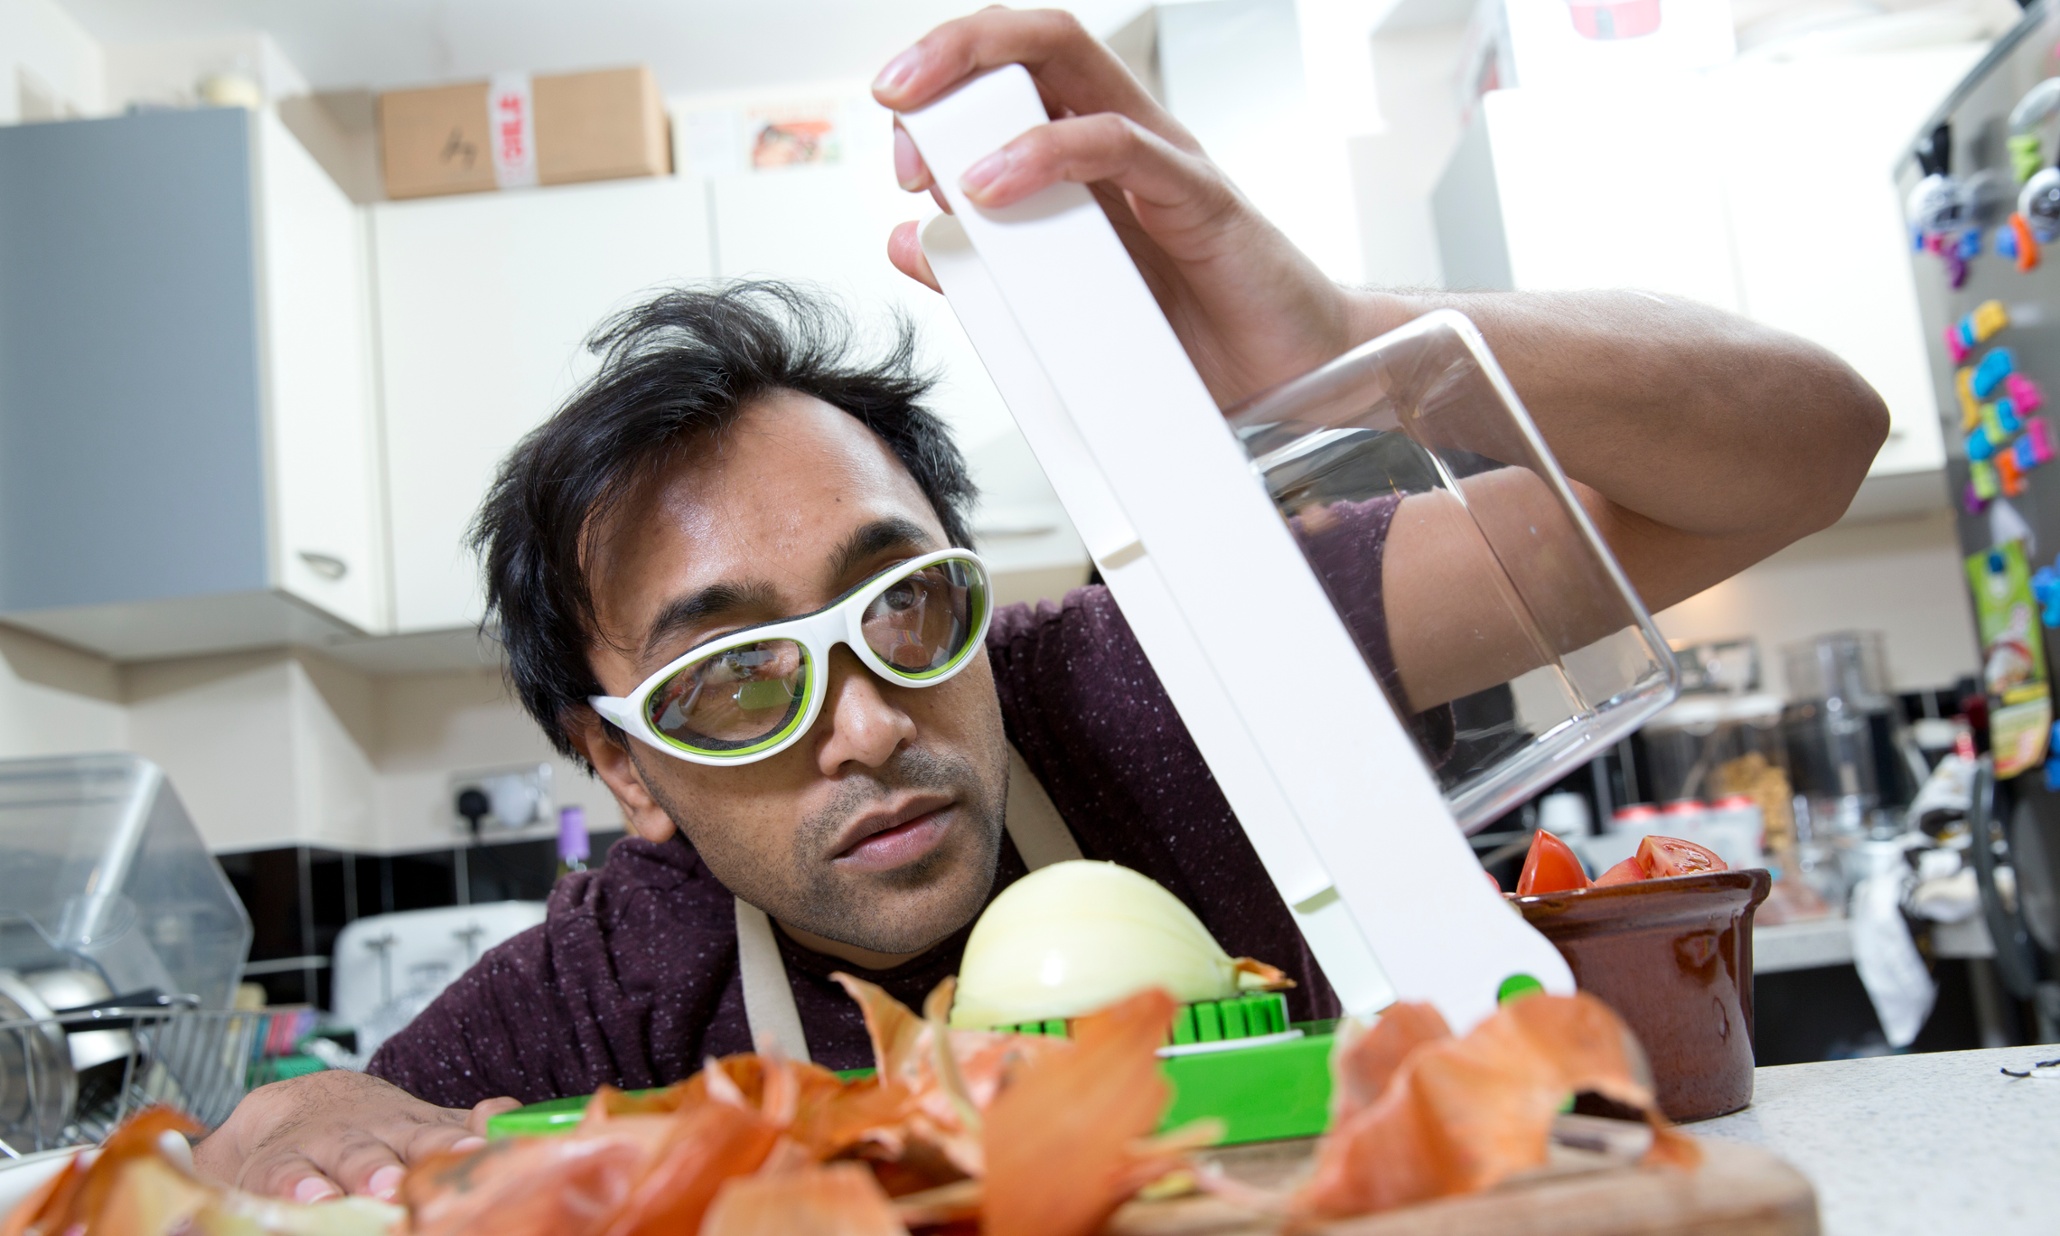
465 838 558 904
387 848 459 913
217 848 306 963
218 830 626 1010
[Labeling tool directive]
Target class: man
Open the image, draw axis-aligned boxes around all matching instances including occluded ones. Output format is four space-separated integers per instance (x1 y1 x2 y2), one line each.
194 7 1886 1202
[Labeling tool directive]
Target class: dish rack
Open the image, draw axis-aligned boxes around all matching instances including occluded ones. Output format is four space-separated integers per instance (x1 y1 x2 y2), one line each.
0 1001 270 1160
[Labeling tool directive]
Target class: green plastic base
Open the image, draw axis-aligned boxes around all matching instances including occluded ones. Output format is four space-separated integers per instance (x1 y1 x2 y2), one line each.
993 991 1291 1047
487 1020 1337 1146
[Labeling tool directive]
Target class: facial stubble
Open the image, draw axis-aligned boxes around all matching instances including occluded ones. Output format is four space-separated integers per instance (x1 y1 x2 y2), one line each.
631 743 1007 956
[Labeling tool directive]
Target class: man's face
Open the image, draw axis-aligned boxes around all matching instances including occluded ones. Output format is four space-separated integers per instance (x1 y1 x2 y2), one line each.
579 391 1009 958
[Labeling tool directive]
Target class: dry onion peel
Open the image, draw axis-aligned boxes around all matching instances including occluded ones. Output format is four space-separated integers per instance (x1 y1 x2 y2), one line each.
1291 992 1701 1223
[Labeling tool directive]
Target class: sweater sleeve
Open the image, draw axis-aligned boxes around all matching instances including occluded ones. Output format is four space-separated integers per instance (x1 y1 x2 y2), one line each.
365 838 748 1107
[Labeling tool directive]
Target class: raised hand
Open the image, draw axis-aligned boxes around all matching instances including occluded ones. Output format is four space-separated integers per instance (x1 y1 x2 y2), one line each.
873 7 1380 406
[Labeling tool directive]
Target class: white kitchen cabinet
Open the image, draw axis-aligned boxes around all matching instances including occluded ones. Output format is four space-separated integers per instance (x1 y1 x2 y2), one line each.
1714 45 1985 493
0 105 383 659
1431 44 1989 517
373 177 714 633
255 113 386 634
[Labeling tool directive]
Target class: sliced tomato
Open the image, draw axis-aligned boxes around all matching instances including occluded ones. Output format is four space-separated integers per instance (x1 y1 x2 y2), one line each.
1637 834 1727 878
1593 857 1647 887
1515 830 1589 896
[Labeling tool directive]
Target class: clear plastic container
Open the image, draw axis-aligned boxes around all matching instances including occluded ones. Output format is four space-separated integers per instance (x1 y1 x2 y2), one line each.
1641 692 1789 802
1228 311 1678 832
1780 631 1925 836
0 754 249 1010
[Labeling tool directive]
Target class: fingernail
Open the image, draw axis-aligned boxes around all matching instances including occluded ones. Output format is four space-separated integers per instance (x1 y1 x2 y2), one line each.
960 149 1011 196
452 1136 487 1152
292 1177 340 1204
874 48 921 97
368 1166 404 1201
893 126 923 191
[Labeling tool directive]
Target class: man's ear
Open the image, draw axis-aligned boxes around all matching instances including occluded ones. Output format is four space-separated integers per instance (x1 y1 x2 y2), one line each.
565 708 678 844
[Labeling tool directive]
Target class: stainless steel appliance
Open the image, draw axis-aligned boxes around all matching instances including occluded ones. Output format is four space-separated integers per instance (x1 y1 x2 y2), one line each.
1900 2 2060 1038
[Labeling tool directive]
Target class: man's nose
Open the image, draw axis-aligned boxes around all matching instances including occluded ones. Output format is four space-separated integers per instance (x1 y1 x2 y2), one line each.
813 646 916 775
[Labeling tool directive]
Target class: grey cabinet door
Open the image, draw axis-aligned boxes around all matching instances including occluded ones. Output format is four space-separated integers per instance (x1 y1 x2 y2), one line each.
0 107 268 613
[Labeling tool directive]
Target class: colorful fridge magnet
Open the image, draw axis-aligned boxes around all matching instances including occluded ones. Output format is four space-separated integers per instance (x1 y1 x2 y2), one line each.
2020 165 2060 243
1973 347 2017 400
2026 415 2056 464
1959 367 1984 429
1967 541 2053 779
2035 564 2060 628
2009 372 2045 414
1999 449 2026 496
1946 300 2011 364
1910 123 1973 286
2000 212 2040 271
2009 77 2060 184
1969 459 2001 510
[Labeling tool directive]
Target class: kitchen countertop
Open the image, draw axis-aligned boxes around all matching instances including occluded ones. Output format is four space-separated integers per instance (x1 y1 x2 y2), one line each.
1753 915 1993 974
1694 1045 2059 1234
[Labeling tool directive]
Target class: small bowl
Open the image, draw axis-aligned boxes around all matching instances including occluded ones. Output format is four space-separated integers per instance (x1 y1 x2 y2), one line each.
1514 868 1772 1122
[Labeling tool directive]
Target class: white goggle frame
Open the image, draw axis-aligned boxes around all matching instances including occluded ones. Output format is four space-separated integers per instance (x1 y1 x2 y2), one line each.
589 548 993 765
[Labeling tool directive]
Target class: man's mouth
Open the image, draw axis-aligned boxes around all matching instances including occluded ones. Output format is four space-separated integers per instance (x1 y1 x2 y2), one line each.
831 793 957 872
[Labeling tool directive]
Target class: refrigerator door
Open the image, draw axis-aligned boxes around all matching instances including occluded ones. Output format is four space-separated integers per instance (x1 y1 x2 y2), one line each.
1900 3 2060 993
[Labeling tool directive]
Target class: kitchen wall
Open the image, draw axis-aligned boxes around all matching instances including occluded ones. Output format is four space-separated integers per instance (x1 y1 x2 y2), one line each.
0 0 101 122
0 626 123 754
0 633 622 854
1655 508 1979 698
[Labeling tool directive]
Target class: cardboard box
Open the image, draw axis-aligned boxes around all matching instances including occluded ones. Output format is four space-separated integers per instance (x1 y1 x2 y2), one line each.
377 66 670 200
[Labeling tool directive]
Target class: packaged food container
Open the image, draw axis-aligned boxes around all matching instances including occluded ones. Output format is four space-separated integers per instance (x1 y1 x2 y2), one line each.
1228 312 1679 832
0 754 249 1010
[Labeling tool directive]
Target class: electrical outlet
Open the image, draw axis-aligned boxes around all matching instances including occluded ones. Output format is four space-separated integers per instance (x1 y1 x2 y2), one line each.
449 763 553 836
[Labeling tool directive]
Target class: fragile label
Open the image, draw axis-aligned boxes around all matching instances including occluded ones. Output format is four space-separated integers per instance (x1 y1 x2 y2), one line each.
487 71 538 189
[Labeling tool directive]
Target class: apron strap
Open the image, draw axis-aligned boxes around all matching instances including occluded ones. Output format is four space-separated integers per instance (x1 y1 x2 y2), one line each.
734 896 812 1062
1003 741 1083 868
735 741 1079 1060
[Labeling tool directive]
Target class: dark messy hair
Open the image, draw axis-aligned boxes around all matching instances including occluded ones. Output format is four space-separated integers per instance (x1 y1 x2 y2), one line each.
471 280 978 761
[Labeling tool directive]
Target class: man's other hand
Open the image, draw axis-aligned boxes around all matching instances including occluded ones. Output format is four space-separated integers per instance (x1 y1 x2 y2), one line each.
191 1071 519 1201
874 7 1374 406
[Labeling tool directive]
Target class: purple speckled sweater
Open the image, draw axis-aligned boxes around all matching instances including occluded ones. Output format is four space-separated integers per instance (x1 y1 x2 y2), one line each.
367 499 1410 1106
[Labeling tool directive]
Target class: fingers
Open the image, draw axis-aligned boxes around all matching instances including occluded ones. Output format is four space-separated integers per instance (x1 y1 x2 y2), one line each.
888 221 941 293
874 8 1183 149
465 1096 521 1137
959 112 1240 242
893 123 931 193
303 1127 414 1200
238 1147 350 1203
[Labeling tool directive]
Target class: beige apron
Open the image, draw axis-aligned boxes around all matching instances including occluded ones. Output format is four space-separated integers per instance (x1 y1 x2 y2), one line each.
733 744 1079 1061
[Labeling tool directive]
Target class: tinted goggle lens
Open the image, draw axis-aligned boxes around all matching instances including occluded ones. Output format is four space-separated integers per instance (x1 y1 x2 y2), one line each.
861 557 984 676
644 556 987 755
646 639 810 754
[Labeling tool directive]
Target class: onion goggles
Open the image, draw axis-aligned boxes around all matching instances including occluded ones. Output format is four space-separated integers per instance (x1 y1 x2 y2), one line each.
590 549 993 765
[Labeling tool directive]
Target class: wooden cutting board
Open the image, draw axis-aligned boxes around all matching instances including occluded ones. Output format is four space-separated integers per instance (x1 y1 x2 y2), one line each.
1107 1127 1817 1236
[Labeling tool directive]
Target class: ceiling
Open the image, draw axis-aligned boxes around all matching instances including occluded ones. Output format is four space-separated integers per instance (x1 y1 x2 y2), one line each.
55 0 1154 96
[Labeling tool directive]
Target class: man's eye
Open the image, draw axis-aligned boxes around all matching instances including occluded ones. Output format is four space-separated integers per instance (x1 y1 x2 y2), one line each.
702 647 767 683
881 582 919 611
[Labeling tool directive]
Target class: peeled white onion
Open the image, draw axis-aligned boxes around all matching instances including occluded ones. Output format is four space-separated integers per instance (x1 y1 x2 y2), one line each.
949 860 1285 1029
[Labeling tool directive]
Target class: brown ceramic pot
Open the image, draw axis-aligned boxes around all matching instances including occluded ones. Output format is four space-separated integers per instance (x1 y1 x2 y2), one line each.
1514 868 1772 1123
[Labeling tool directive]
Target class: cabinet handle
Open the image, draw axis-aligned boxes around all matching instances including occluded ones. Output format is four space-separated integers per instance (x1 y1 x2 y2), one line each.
298 551 348 581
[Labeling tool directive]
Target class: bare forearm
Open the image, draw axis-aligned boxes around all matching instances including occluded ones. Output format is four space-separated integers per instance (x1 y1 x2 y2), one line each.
1351 288 1888 550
